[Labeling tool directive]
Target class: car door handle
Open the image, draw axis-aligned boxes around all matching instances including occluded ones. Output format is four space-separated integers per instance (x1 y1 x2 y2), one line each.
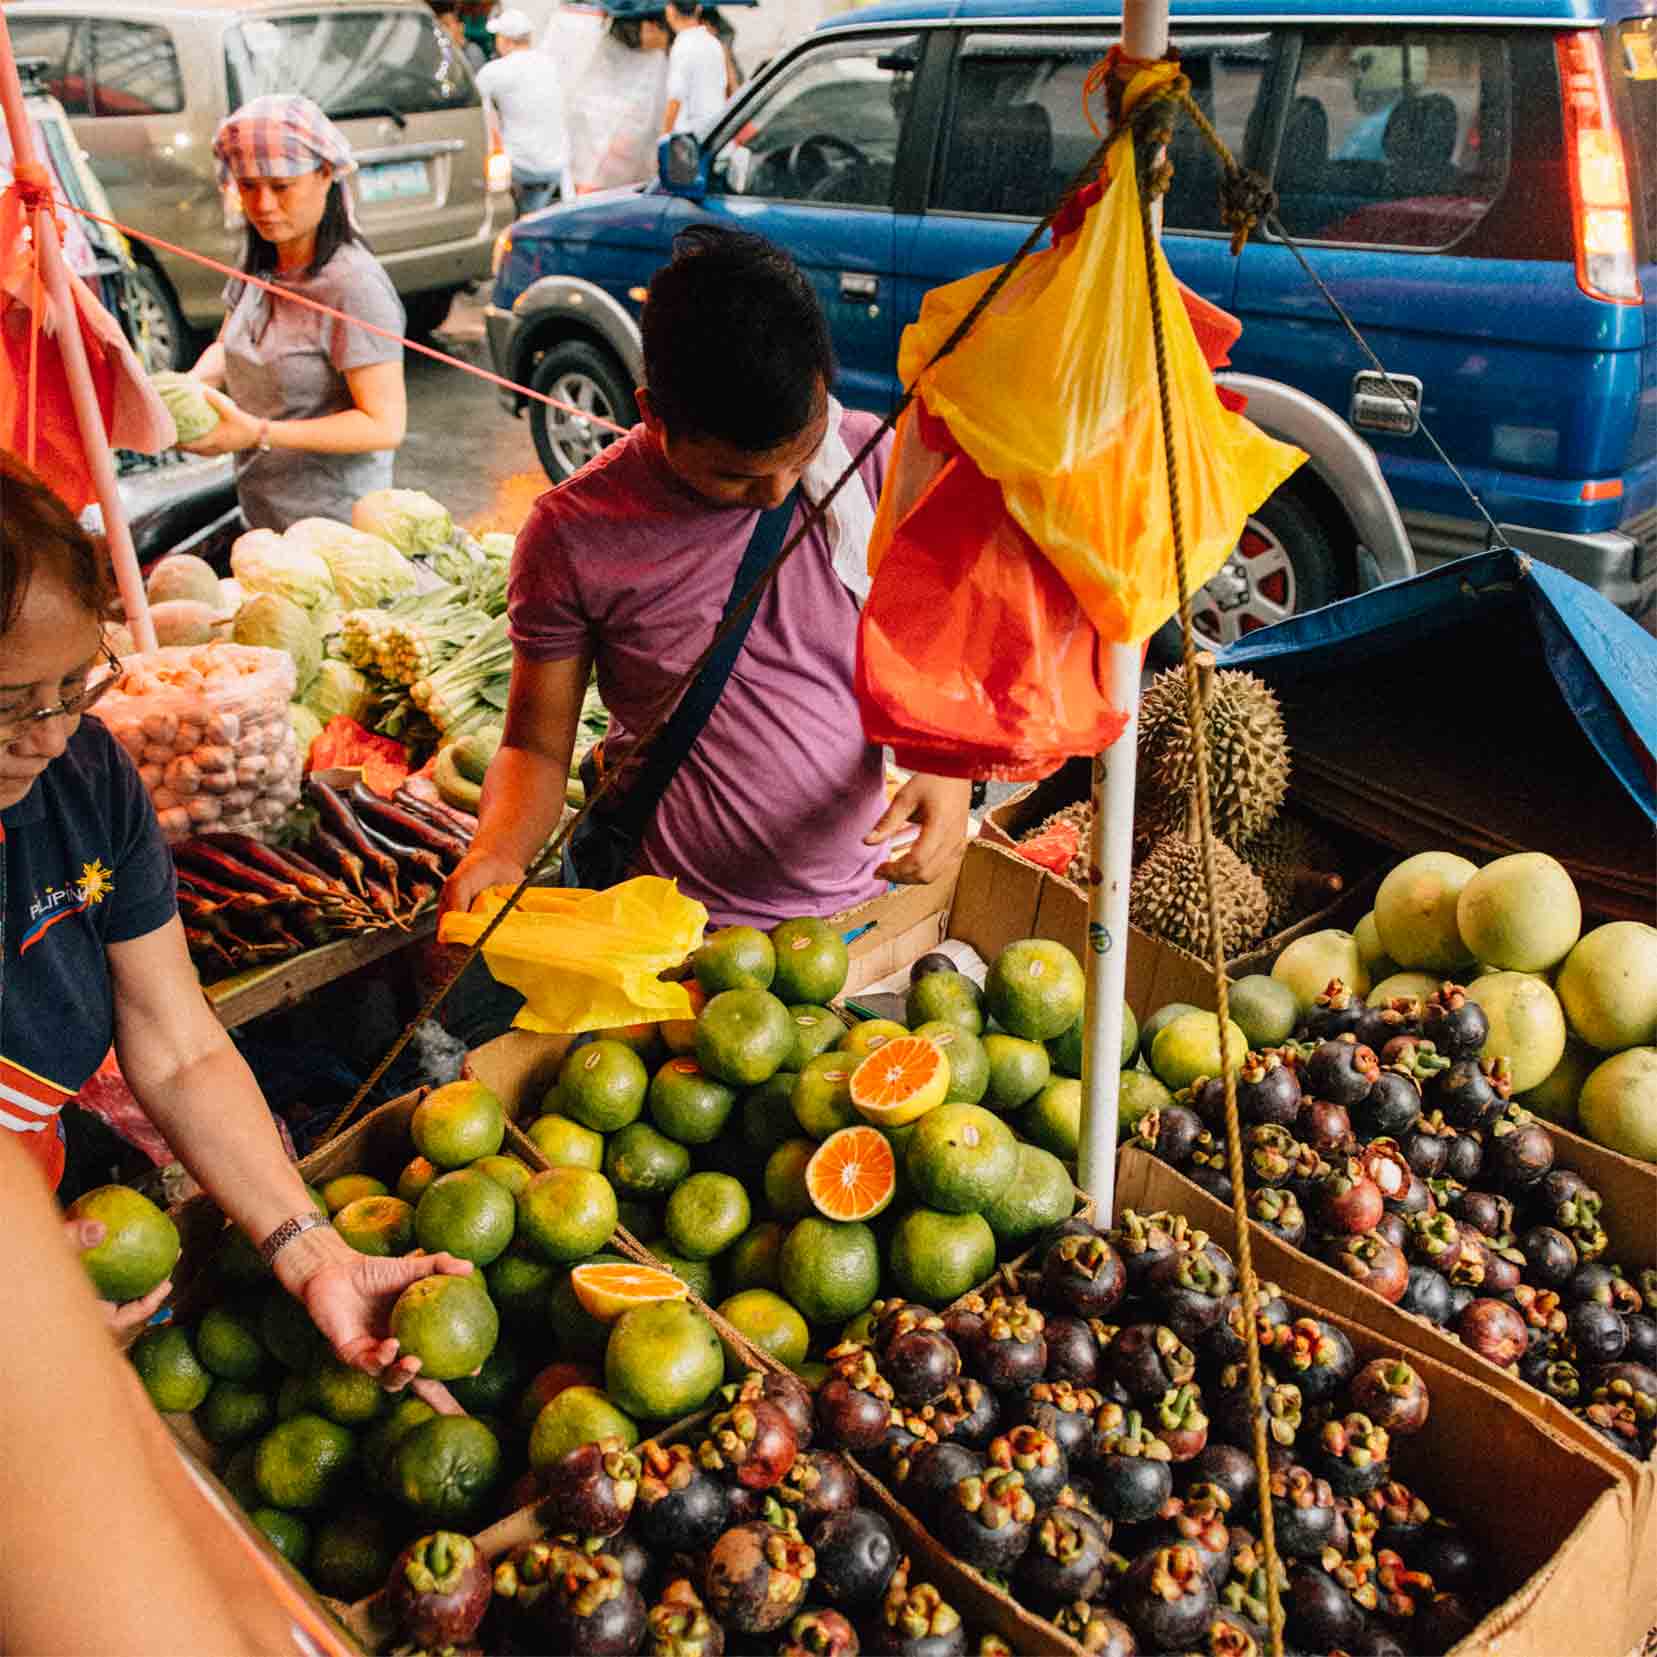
839 272 879 300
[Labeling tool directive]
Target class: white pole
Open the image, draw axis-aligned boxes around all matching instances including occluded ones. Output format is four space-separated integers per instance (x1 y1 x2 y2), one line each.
1077 0 1170 1222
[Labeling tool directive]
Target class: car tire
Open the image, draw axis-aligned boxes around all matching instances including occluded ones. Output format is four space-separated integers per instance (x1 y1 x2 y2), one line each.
130 262 190 373
1149 484 1344 662
528 339 636 485
402 287 460 339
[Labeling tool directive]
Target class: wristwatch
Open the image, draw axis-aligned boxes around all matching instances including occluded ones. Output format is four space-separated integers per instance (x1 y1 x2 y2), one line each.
258 1210 328 1267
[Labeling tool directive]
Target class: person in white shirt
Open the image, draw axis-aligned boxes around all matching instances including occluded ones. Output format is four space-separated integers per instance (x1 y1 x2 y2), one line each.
661 0 729 135
569 0 672 191
477 9 575 216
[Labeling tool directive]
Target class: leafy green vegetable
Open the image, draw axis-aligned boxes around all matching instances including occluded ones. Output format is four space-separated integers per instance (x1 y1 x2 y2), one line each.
284 520 417 610
151 371 220 445
230 530 335 612
350 490 455 559
288 702 324 757
302 660 372 725
233 592 323 690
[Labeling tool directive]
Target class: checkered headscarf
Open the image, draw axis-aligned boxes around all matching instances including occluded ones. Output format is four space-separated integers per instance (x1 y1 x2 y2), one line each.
212 95 357 190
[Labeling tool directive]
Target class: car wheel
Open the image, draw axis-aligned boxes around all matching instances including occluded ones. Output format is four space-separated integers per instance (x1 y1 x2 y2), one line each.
402 287 460 339
1150 486 1343 660
528 340 636 484
130 263 189 372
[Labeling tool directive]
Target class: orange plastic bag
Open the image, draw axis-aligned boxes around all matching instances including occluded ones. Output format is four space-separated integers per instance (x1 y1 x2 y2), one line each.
888 61 1306 646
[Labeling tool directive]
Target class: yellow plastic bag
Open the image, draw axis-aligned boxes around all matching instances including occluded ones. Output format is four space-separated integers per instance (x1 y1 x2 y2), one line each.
894 66 1305 646
438 877 707 1034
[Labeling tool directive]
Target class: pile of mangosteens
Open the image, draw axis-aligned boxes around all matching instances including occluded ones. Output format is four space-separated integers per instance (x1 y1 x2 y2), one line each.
376 1368 1009 1657
810 1211 1498 1657
1129 979 1657 1465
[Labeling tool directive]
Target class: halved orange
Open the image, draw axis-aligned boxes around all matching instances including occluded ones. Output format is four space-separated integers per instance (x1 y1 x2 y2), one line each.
806 1126 898 1222
849 1034 951 1127
569 1261 690 1323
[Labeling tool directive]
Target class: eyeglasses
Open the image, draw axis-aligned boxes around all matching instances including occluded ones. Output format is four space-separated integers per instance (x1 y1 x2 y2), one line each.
0 642 124 740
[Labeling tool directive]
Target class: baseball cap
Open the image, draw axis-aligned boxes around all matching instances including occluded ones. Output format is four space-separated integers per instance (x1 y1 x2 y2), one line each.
487 8 536 36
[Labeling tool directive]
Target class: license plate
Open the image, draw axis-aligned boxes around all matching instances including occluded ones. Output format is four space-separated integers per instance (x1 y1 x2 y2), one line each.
358 159 430 204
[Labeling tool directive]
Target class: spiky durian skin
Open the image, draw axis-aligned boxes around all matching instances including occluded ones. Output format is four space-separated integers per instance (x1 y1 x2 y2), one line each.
1233 816 1344 931
1129 832 1271 959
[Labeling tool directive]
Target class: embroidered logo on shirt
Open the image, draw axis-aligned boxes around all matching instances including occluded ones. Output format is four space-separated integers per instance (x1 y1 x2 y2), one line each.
18 858 114 955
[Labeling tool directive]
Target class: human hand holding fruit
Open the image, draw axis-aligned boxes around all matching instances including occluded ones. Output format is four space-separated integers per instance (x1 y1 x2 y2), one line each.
865 773 972 885
62 1214 173 1346
177 385 265 456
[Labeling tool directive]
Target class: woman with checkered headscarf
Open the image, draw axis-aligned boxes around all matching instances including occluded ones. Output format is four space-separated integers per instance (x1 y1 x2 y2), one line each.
177 96 408 532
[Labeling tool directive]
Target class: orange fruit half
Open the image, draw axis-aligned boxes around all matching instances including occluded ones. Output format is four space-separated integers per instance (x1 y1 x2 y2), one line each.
805 1126 897 1222
569 1261 690 1323
848 1035 951 1128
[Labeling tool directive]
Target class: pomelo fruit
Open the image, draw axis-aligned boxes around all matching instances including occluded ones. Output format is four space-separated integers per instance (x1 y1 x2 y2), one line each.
1373 852 1478 972
362 1396 437 1492
982 1144 1074 1249
1368 971 1444 1008
1577 1047 1657 1162
410 1080 505 1169
984 940 1086 1041
979 1033 1051 1112
888 1208 996 1305
1456 852 1581 973
744 1073 806 1152
805 1125 897 1223
309 1509 395 1602
388 1273 499 1381
649 1056 739 1145
1228 976 1298 1051
655 1250 718 1302
397 1156 439 1205
778 1217 881 1325
785 1005 846 1071
260 1289 329 1373
605 1299 725 1419
904 1103 1018 1215
693 926 776 993
914 1022 989 1106
570 1261 687 1323
1271 930 1371 1016
849 1035 951 1127
905 969 984 1035
485 1247 559 1330
1466 971 1568 1093
718 1289 810 1374
308 1355 386 1427
660 981 708 1056
1515 1039 1598 1127
1353 911 1399 984
517 1167 618 1263
197 1379 272 1446
558 1039 649 1133
65 1185 179 1302
792 1052 859 1139
196 1302 267 1382
415 1169 516 1267
446 1337 525 1416
1555 922 1657 1053
769 917 849 1005
250 1508 311 1569
696 989 794 1087
1149 1011 1249 1091
528 1386 637 1467
1020 1078 1083 1161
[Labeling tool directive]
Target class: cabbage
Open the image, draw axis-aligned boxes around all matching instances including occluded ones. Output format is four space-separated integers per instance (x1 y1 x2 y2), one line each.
286 520 417 609
288 701 323 758
146 552 222 609
233 592 322 690
230 529 335 612
150 371 219 445
351 489 455 560
302 659 372 725
478 532 515 561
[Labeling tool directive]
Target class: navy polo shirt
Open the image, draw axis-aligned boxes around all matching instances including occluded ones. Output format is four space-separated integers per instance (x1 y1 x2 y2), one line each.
0 717 176 1188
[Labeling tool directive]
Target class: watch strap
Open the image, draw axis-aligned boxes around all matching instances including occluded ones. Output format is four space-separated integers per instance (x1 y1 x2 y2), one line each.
258 1210 328 1267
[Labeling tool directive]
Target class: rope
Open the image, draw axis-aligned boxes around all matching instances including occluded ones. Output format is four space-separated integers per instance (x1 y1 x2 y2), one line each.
1125 70 1287 1657
314 128 1118 1145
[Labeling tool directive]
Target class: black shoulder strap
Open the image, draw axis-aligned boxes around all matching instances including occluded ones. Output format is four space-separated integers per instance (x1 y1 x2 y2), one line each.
604 484 802 848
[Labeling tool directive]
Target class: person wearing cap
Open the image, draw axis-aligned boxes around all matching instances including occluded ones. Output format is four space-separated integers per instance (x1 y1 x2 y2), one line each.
477 10 576 217
179 96 407 533
433 0 488 71
662 0 729 134
568 0 671 192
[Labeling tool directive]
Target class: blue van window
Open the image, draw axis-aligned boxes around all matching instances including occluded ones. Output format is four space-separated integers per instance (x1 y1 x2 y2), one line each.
1273 33 1511 250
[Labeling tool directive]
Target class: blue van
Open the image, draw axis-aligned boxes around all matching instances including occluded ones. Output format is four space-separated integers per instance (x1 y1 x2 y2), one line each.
486 0 1657 633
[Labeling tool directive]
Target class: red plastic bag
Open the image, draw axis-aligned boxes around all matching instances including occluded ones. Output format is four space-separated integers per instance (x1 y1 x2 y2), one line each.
307 717 410 796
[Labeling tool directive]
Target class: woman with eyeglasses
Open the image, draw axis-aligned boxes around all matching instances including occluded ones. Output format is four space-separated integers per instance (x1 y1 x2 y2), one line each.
0 454 469 1394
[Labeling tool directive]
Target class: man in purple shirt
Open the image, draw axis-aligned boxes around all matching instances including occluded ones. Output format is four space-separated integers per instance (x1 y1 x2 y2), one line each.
442 228 970 927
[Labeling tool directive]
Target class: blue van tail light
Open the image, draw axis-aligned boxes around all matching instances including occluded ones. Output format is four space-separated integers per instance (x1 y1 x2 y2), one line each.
1557 31 1642 305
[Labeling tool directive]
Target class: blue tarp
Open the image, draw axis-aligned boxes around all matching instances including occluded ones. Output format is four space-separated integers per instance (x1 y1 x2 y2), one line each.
1217 549 1657 826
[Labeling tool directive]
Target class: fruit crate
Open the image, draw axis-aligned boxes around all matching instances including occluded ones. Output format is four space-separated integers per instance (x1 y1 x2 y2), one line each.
1118 1144 1657 1654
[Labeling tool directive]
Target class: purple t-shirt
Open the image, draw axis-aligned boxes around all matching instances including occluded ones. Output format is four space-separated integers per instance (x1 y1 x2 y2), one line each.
509 411 891 927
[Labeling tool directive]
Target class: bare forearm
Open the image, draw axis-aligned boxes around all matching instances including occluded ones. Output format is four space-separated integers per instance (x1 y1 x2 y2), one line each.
190 340 226 388
473 744 575 870
268 406 404 455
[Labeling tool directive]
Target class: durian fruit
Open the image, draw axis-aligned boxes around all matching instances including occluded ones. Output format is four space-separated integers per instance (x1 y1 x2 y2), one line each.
1129 815 1272 960
1233 814 1346 932
1023 801 1094 884
1135 658 1290 849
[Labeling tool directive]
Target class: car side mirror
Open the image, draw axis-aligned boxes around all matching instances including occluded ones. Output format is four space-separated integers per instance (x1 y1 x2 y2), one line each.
659 132 707 196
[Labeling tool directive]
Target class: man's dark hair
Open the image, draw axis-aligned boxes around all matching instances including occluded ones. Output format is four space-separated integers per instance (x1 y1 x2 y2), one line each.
1 453 111 635
642 225 835 450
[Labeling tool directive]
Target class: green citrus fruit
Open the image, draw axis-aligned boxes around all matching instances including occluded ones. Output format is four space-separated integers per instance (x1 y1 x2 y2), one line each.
1149 1011 1249 1091
216 1228 273 1289
472 1154 534 1197
654 1251 719 1301
770 916 850 1004
904 1103 1019 1214
253 1412 355 1511
415 1169 517 1267
518 1167 619 1263
275 1373 311 1421
1227 976 1299 1051
320 1174 387 1214
778 1217 881 1325
982 1145 1075 1249
665 1171 751 1260
546 1261 618 1362
559 1040 650 1133
906 970 984 1035
260 1290 329 1373
131 1324 211 1413
719 1289 809 1374
397 1156 439 1205
1021 1077 1084 1160
1467 971 1569 1093
198 1378 273 1446
793 1053 859 1138
697 989 794 1087
222 1445 261 1509
393 1414 502 1525
362 1395 437 1492
196 1301 268 1382
721 1222 786 1294
763 1139 817 1222
1578 1047 1657 1158
1555 922 1657 1052
889 1207 997 1304
694 925 777 993
838 1019 909 1058
1118 1070 1174 1135
410 1080 506 1169
486 1246 560 1331
1139 1002 1200 1053
250 1507 311 1569
447 1335 525 1416
334 1195 417 1257
649 1057 737 1145
308 1355 386 1427
980 1033 1052 1112
1515 1038 1597 1127
597 1021 665 1060
605 1299 725 1419
1374 852 1478 973
785 1005 848 1072
913 1022 989 1105
616 1199 663 1243
605 1121 692 1198
526 1113 606 1171
528 1386 638 1468
389 1273 500 1381
985 940 1087 1041
743 1072 804 1151
65 1185 179 1302
309 1509 394 1601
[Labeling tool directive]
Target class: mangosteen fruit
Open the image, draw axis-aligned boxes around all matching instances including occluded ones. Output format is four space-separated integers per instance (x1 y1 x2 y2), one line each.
1400 1265 1456 1326
1184 1158 1235 1206
731 1369 816 1452
1518 1352 1582 1404
1285 1560 1365 1651
1484 1240 1526 1300
1015 1508 1111 1607
1147 1490 1233 1588
1210 1367 1302 1454
1108 1208 1192 1291
1428 1057 1507 1131
1042 1314 1102 1386
1042 1234 1128 1320
984 1424 1068 1510
1355 1069 1424 1142
1565 1262 1643 1315
1582 1398 1645 1453
1270 1317 1356 1403
1568 1300 1629 1365
540 1437 641 1538
1051 1602 1137 1656
815 1349 895 1453
1296 1097 1356 1158
1350 1358 1431 1435
1405 1210 1463 1277
1448 1224 1492 1289
1092 1405 1177 1522
1134 1103 1204 1167
938 1470 1036 1574
970 1297 1048 1391
1457 1297 1529 1367
891 1439 983 1520
777 1449 859 1535
1531 1166 1595 1222
1409 1522 1479 1592
1106 1323 1196 1402
1248 1186 1307 1249
1148 1250 1234 1347
1322 1232 1410 1303
1151 1381 1211 1461
1319 1161 1385 1235
1183 1442 1258 1513
1402 1117 1452 1180
812 1506 899 1610
1443 1128 1485 1183
1236 1051 1303 1127
537 1546 648 1656
1305 981 1366 1042
644 1578 724 1657
1202 1285 1292 1371
1242 1123 1303 1188
1422 983 1488 1059
1623 1314 1657 1368
1373 1211 1410 1253
1313 1411 1391 1496
1017 1384 1102 1462
1306 1036 1381 1105
777 1607 856 1657
864 1561 969 1657
929 1379 1000 1448
699 1399 799 1491
1117 1543 1218 1651
911 953 958 983
1488 1113 1556 1190
387 1531 491 1649
1416 1590 1480 1653
885 1326 962 1410
704 1522 816 1636
1512 1283 1569 1343
1268 1466 1339 1557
